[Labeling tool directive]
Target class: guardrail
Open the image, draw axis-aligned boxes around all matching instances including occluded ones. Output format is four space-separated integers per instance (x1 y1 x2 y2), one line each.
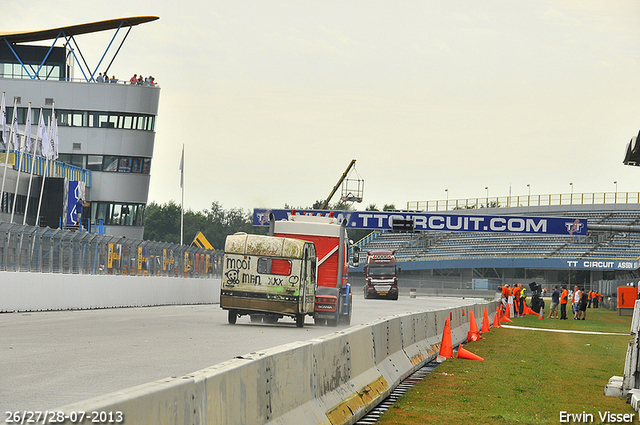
0 149 92 186
0 221 222 277
45 300 498 425
408 192 640 211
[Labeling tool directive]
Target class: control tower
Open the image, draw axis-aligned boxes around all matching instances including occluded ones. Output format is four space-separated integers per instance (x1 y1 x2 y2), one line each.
0 17 160 239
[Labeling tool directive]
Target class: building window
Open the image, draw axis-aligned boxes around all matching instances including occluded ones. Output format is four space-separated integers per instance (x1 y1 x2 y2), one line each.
103 156 119 172
118 157 131 172
87 155 103 171
91 202 145 227
58 154 151 174
53 109 154 131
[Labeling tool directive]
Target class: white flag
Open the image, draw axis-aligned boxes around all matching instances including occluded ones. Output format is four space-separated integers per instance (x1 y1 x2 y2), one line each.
24 103 32 152
179 145 184 188
0 93 6 147
38 111 49 158
11 100 18 151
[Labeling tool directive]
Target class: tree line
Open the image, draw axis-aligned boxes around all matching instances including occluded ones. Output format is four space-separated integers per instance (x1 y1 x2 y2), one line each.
143 200 396 250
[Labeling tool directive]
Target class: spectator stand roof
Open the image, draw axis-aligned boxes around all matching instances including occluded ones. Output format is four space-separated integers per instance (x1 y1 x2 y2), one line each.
0 16 159 82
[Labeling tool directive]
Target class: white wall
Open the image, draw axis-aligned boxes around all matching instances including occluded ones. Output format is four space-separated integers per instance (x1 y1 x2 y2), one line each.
0 272 220 312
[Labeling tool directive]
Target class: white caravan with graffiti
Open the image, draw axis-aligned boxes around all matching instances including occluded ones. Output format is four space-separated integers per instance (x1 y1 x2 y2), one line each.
220 233 317 327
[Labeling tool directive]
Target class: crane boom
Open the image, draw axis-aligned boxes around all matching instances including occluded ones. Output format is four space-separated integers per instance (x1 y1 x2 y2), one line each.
321 159 356 210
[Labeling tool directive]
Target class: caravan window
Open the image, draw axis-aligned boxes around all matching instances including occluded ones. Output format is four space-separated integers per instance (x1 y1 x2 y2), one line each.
257 258 292 275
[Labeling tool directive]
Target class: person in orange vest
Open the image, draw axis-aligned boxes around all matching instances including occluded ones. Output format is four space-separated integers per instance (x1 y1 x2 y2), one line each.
588 290 594 308
559 285 568 320
593 291 600 309
512 284 522 317
501 284 510 311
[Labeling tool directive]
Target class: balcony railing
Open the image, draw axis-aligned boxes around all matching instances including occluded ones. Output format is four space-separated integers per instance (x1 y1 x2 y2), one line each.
407 192 640 212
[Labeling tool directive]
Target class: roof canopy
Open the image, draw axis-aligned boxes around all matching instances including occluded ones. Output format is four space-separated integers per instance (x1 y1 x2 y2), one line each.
0 17 159 44
0 16 159 82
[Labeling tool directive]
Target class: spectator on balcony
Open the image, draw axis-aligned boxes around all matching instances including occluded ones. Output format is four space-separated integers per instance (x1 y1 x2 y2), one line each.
129 74 137 84
96 73 104 83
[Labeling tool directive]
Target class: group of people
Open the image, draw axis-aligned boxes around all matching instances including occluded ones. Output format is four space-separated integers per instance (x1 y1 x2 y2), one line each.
500 283 528 317
569 286 601 320
129 74 156 86
501 284 603 321
95 72 118 83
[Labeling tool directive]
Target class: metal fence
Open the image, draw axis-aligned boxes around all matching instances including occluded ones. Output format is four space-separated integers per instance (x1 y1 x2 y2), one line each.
407 191 640 211
0 221 222 278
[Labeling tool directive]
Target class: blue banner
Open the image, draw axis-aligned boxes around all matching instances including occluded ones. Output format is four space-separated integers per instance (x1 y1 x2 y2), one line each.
253 209 588 236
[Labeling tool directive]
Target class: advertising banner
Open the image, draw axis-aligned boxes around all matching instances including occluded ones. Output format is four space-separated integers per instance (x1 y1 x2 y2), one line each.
253 208 588 236
66 181 85 226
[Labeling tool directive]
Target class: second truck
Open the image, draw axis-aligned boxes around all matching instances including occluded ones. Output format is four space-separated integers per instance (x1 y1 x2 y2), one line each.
363 249 398 300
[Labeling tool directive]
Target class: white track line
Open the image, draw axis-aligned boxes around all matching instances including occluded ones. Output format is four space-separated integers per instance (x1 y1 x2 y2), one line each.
500 324 629 336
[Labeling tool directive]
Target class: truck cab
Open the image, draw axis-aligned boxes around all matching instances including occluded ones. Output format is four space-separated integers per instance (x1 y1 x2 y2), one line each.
272 211 353 326
363 249 398 300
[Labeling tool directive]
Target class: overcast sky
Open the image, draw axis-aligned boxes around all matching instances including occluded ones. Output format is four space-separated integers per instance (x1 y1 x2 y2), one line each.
6 1 640 213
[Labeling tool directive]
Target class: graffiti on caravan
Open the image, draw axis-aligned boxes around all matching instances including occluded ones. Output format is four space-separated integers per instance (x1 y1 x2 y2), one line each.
252 209 588 236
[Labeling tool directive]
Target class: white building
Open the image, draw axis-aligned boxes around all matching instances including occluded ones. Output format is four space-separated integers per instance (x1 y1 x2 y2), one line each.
0 17 160 239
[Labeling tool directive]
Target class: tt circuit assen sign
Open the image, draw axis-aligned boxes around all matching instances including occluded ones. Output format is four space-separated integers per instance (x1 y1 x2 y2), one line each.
253 209 588 236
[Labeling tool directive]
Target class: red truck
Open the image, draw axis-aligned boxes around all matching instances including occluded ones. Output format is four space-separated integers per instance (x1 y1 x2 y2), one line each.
272 211 353 326
363 249 398 300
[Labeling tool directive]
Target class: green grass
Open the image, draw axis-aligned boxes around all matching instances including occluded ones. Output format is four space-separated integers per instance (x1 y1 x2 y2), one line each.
378 307 635 425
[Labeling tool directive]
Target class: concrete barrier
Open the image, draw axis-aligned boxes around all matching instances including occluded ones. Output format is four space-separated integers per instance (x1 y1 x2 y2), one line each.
47 301 499 425
0 272 220 312
606 299 639 401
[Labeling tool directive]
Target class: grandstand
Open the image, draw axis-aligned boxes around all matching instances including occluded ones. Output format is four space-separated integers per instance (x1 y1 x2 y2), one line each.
351 199 640 295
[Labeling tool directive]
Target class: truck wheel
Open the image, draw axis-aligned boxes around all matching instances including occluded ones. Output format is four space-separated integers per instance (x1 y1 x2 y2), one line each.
314 318 326 326
228 310 238 325
295 314 305 328
391 293 398 301
340 301 352 325
250 314 263 323
328 312 339 327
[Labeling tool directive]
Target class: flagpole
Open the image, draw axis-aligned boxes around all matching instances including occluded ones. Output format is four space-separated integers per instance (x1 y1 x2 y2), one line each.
24 107 43 225
2 98 18 214
36 105 54 227
10 102 30 224
0 93 9 211
180 144 184 246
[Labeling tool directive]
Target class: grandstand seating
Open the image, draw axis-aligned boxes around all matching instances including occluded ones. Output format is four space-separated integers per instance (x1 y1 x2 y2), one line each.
355 209 640 263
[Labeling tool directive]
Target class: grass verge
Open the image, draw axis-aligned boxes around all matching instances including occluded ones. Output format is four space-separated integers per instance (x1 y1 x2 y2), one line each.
378 307 635 425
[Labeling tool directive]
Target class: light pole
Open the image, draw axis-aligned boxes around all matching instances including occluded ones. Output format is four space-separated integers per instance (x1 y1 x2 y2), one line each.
527 184 531 206
569 182 573 204
445 189 449 210
485 186 489 207
614 181 618 202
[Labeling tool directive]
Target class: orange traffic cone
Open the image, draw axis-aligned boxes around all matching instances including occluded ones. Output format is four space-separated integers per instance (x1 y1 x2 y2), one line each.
481 308 490 333
456 344 485 361
505 304 511 319
500 313 513 323
439 317 453 359
467 310 482 341
522 301 536 315
493 307 501 328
